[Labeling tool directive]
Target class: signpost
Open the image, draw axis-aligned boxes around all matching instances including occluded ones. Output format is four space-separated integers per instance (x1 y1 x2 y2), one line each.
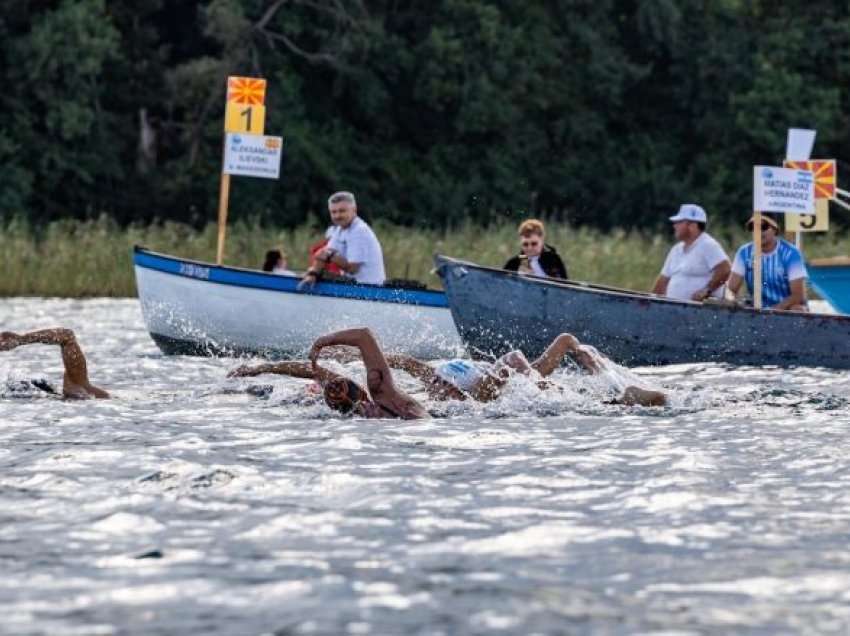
751 166 815 309
223 133 283 179
783 159 834 233
216 76 279 265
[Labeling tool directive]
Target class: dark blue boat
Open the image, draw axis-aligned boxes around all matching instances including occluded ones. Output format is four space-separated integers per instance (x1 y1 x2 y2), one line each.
434 254 850 369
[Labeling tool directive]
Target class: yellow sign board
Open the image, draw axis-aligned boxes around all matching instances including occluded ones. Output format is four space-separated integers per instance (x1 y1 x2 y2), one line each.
224 102 265 134
785 198 829 232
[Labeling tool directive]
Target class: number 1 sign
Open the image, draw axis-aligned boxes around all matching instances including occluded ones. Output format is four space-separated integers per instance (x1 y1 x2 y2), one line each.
224 76 266 134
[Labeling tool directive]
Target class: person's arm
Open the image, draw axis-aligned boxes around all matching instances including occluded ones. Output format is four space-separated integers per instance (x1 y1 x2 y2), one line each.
548 251 568 279
652 275 670 295
228 361 314 379
653 248 676 295
228 360 344 384
386 354 435 384
727 272 744 298
726 248 746 299
503 256 520 271
692 260 731 301
530 333 602 376
326 250 361 274
772 277 807 310
0 328 108 398
309 328 394 394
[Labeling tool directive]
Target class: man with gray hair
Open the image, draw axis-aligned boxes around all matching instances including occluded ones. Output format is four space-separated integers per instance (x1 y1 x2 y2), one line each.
300 191 386 287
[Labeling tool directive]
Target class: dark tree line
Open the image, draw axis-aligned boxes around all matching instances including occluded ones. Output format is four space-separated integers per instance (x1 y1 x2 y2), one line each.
2 0 849 230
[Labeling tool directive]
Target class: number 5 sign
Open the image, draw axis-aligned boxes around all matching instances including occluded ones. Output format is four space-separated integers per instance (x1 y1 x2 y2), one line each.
783 159 835 232
786 198 830 232
224 76 266 134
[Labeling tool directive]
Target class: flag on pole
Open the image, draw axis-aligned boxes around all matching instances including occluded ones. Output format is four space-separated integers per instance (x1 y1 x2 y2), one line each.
783 160 836 199
227 77 267 105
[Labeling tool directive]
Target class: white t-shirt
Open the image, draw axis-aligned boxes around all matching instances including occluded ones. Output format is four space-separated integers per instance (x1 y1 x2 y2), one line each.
327 217 386 285
660 232 729 300
529 256 546 276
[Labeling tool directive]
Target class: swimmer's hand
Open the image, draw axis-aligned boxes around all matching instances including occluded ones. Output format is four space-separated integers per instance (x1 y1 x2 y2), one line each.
0 332 22 351
227 364 257 378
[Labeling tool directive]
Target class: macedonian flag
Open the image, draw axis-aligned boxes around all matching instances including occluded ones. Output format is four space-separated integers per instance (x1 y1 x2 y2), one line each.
783 159 836 199
227 76 267 105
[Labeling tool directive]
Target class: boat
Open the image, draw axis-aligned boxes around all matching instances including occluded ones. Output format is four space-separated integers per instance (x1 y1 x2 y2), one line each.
133 246 463 358
434 254 850 369
808 257 850 314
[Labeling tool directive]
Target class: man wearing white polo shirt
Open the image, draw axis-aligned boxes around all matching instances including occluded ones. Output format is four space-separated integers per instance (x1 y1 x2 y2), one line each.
300 191 386 287
651 204 731 302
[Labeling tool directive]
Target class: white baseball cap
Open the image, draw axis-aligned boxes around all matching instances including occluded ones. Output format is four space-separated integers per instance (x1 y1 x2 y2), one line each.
669 204 707 223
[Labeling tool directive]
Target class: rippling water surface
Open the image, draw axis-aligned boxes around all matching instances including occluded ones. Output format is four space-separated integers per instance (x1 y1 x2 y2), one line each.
2 298 850 635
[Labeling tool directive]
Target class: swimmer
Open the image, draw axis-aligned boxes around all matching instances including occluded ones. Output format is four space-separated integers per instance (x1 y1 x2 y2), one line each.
229 331 665 408
386 333 666 406
0 329 109 399
230 328 426 419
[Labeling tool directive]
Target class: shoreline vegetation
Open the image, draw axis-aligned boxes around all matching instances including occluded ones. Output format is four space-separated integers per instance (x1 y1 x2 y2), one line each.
1 216 847 298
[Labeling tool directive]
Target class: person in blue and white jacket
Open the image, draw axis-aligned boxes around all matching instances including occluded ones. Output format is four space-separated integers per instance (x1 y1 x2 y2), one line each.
728 213 808 311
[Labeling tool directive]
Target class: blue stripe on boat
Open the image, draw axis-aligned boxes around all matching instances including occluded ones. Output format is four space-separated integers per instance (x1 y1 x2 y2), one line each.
133 247 448 308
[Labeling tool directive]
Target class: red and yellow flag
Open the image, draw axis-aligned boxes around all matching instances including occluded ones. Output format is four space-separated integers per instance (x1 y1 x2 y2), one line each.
226 76 267 105
783 159 836 199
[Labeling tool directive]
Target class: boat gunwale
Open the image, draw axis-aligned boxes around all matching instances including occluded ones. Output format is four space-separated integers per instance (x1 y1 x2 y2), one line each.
134 245 449 308
435 254 849 322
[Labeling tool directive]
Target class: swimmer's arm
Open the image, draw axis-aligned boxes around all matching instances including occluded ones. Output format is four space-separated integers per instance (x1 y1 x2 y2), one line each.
1 329 108 399
228 360 344 385
309 328 394 393
1 328 75 350
531 333 601 376
228 361 313 378
386 355 435 383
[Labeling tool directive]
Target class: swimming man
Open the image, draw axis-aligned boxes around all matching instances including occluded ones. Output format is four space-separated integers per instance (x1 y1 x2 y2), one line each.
229 330 666 411
0 329 109 399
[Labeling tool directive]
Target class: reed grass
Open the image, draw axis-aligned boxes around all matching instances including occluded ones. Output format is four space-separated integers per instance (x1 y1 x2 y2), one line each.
1 215 848 297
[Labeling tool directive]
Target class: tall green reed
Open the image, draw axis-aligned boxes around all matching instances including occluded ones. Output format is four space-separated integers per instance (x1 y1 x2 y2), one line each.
1 216 847 297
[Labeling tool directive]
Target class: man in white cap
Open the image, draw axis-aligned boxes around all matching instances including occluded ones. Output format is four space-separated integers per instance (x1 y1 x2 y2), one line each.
651 204 731 302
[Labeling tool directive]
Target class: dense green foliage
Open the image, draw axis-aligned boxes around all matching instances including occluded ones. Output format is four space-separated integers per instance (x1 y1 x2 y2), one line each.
2 1 850 230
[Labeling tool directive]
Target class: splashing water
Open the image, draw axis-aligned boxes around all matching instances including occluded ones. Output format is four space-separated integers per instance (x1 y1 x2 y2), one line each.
2 298 850 634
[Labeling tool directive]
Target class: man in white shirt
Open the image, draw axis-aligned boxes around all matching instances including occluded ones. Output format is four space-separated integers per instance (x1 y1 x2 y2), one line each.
300 191 386 287
651 204 731 302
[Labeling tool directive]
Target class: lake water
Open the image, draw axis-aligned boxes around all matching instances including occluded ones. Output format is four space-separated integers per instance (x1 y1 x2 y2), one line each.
2 298 850 635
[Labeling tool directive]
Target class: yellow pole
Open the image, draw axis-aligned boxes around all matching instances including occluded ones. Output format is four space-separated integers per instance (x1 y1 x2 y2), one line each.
753 210 762 310
216 173 231 265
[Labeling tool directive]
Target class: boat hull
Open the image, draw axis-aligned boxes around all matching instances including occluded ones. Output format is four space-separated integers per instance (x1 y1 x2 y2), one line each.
435 255 850 369
808 260 850 315
134 248 463 359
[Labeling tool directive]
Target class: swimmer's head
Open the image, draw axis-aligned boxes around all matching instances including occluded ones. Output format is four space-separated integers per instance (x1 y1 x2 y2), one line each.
323 377 367 414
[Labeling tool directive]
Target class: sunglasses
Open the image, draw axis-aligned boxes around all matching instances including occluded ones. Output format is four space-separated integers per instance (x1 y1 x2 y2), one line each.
747 222 777 232
521 240 541 248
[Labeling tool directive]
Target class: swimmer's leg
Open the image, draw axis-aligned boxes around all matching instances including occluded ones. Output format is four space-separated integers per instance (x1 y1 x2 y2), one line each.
617 386 667 407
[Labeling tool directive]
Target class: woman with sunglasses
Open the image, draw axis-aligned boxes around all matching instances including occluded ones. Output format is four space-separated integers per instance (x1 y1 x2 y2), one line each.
727 214 808 311
503 219 568 279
